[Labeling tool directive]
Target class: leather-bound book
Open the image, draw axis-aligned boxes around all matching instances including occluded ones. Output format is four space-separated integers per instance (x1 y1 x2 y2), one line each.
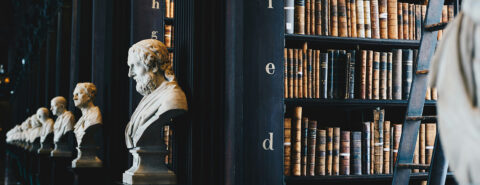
284 118 292 176
306 0 311 34
345 53 351 99
366 50 373 99
294 49 299 98
307 120 317 176
166 0 171 18
164 126 170 164
295 0 306 34
299 48 305 98
285 48 289 98
321 52 328 99
340 131 351 175
352 131 362 175
393 124 401 167
316 51 322 98
356 0 366 38
421 5 426 27
165 25 172 47
364 0 372 38
292 107 303 176
415 5 421 40
359 50 367 99
402 3 409 40
326 127 334 175
303 48 308 98
380 52 387 100
333 127 341 175
370 0 380 38
322 0 329 35
289 49 294 98
397 2 403 39
370 121 375 174
402 49 413 100
362 122 371 175
448 4 454 22
316 129 326 175
316 0 322 35
350 0 358 37
383 121 391 174
308 49 313 98
425 123 436 167
378 0 388 39
338 0 348 37
347 0 351 36
387 0 398 39
373 108 384 174
334 50 347 99
373 52 380 100
347 50 356 99
169 0 174 18
330 0 339 36
387 52 393 99
413 132 419 173
432 88 438 100
392 49 402 100
419 123 426 172
409 4 414 40
425 87 431 100
301 117 309 176
328 50 335 99
311 0 316 34
285 0 295 34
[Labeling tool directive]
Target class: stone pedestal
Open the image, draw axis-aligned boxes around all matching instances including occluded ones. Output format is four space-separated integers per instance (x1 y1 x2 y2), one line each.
51 131 74 157
70 167 105 185
122 147 176 185
51 157 74 185
71 124 103 168
38 133 54 154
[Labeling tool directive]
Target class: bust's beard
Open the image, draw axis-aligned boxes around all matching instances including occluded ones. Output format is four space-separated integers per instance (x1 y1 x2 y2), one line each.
135 73 158 96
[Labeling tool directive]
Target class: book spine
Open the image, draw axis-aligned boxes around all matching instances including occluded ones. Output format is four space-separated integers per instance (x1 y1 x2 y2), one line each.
166 0 171 18
316 51 321 98
164 126 170 164
284 118 292 176
426 86 431 100
285 48 288 98
373 52 380 100
335 50 346 99
326 127 333 175
352 131 362 175
356 0 365 38
330 0 339 36
413 131 419 173
360 50 367 99
348 50 356 99
415 5 421 40
374 108 384 174
308 50 313 98
285 0 295 34
306 0 311 35
321 53 328 99
295 0 306 34
362 122 371 175
299 49 305 98
316 129 326 175
397 2 403 39
316 0 322 35
303 49 309 98
301 117 309 176
425 123 436 166
292 107 303 176
419 123 426 172
380 52 387 100
311 0 316 34
347 0 351 37
366 50 373 99
170 0 174 18
392 49 402 100
328 50 335 99
370 0 380 38
409 4 414 40
288 49 294 98
387 52 393 100
370 121 375 174
393 124 401 167
333 127 341 175
307 120 317 176
387 0 398 39
295 49 299 98
165 25 172 47
338 0 348 37
432 88 438 100
383 121 391 174
402 49 413 100
350 0 358 37
402 3 409 40
448 4 454 22
322 0 329 35
364 0 371 38
378 0 388 39
345 53 351 99
340 131 350 175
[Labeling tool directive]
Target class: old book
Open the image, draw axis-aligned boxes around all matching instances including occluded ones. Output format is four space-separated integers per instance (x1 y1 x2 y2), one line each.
409 4 414 40
347 0 351 36
419 123 426 172
334 50 346 99
347 50 356 99
387 52 393 99
330 0 339 36
370 121 375 174
362 122 371 175
301 117 309 176
328 50 335 99
373 108 384 174
373 52 380 100
393 124 401 167
308 50 313 98
425 123 436 166
432 88 438 100
383 121 391 174
326 127 334 175
397 2 403 39
352 131 362 175
166 0 171 18
311 0 316 34
366 50 373 99
165 25 172 47
402 3 409 40
345 53 351 99
316 0 322 34
387 0 398 39
448 4 454 22
340 131 351 175
285 0 295 34
285 49 288 98
307 120 317 176
380 52 387 100
415 5 421 40
333 127 341 175
378 0 388 39
413 132 419 173
359 50 367 99
292 107 303 176
370 0 380 38
295 0 306 34
289 49 294 98
168 128 173 164
426 87 432 100
284 118 292 176
350 0 358 37
364 0 372 38
303 49 309 98
316 129 326 175
321 53 328 99
164 126 170 164
356 0 365 37
316 50 321 98
402 49 413 100
169 0 174 18
322 0 329 35
299 50 304 98
294 49 299 98
338 0 348 37
306 0 311 34
392 49 402 100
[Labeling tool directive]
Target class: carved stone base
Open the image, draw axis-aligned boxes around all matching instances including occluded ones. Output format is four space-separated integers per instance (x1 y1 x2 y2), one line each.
122 147 176 185
37 143 53 154
71 146 102 168
51 143 72 157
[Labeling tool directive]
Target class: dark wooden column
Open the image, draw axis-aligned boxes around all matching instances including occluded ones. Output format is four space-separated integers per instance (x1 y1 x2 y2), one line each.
55 0 72 99
45 26 57 106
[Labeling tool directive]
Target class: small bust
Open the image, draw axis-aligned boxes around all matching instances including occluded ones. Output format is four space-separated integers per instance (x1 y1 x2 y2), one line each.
73 82 102 145
51 96 75 143
28 114 43 143
37 107 54 143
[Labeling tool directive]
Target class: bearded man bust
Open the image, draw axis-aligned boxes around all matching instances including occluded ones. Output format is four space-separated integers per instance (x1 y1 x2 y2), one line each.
123 39 188 185
50 96 76 157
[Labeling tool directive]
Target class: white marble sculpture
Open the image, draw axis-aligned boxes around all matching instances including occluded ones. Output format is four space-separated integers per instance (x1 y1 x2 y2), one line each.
6 125 21 143
123 39 188 185
37 107 55 154
72 82 103 167
50 96 75 157
27 115 43 151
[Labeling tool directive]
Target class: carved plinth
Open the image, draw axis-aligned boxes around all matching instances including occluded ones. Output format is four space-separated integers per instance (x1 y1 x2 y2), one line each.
51 131 74 157
28 139 40 153
123 147 176 185
38 133 54 154
72 124 103 168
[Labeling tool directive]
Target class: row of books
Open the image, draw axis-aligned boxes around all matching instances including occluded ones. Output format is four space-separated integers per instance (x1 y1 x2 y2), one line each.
165 0 175 18
164 125 173 165
284 107 437 176
165 25 174 48
284 0 454 40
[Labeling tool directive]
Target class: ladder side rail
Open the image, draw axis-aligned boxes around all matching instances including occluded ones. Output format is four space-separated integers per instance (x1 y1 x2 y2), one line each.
427 132 449 185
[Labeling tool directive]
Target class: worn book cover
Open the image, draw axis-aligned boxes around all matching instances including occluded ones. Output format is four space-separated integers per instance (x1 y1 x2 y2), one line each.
292 107 303 176
316 129 326 175
340 131 351 175
352 131 362 175
295 0 306 34
370 0 380 38
307 120 317 176
284 118 292 175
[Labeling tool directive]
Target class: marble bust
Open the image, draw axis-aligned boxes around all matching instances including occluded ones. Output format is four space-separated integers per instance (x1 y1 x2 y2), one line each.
72 82 103 167
37 107 55 154
123 39 188 185
27 114 43 151
50 96 75 157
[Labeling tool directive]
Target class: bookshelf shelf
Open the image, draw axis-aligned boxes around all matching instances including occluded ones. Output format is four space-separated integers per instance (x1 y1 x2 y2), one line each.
285 34 421 48
285 99 437 107
165 18 174 25
285 172 454 184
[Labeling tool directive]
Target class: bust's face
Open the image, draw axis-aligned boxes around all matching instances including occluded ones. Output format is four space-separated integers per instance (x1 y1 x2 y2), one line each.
36 110 47 123
73 86 91 108
128 54 156 96
50 101 63 116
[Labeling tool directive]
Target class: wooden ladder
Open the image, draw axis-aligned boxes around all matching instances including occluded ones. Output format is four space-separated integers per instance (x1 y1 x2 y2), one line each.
391 0 449 185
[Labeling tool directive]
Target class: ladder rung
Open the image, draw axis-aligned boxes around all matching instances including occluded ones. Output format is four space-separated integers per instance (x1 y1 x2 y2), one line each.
397 163 431 170
406 116 437 121
416 69 429 74
425 22 448 32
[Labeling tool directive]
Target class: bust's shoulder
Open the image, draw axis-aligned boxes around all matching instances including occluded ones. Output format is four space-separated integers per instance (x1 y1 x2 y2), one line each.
158 81 188 111
64 111 75 118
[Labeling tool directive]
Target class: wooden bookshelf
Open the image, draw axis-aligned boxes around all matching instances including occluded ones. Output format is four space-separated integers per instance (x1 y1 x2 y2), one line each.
165 17 174 25
285 172 455 184
285 34 421 48
285 99 437 108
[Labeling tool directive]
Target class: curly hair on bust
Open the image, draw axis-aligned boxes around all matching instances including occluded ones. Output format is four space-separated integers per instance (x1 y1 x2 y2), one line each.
128 39 174 81
76 82 97 100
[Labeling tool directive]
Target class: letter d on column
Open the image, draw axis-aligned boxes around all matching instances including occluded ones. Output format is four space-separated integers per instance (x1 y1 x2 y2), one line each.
262 132 274 151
